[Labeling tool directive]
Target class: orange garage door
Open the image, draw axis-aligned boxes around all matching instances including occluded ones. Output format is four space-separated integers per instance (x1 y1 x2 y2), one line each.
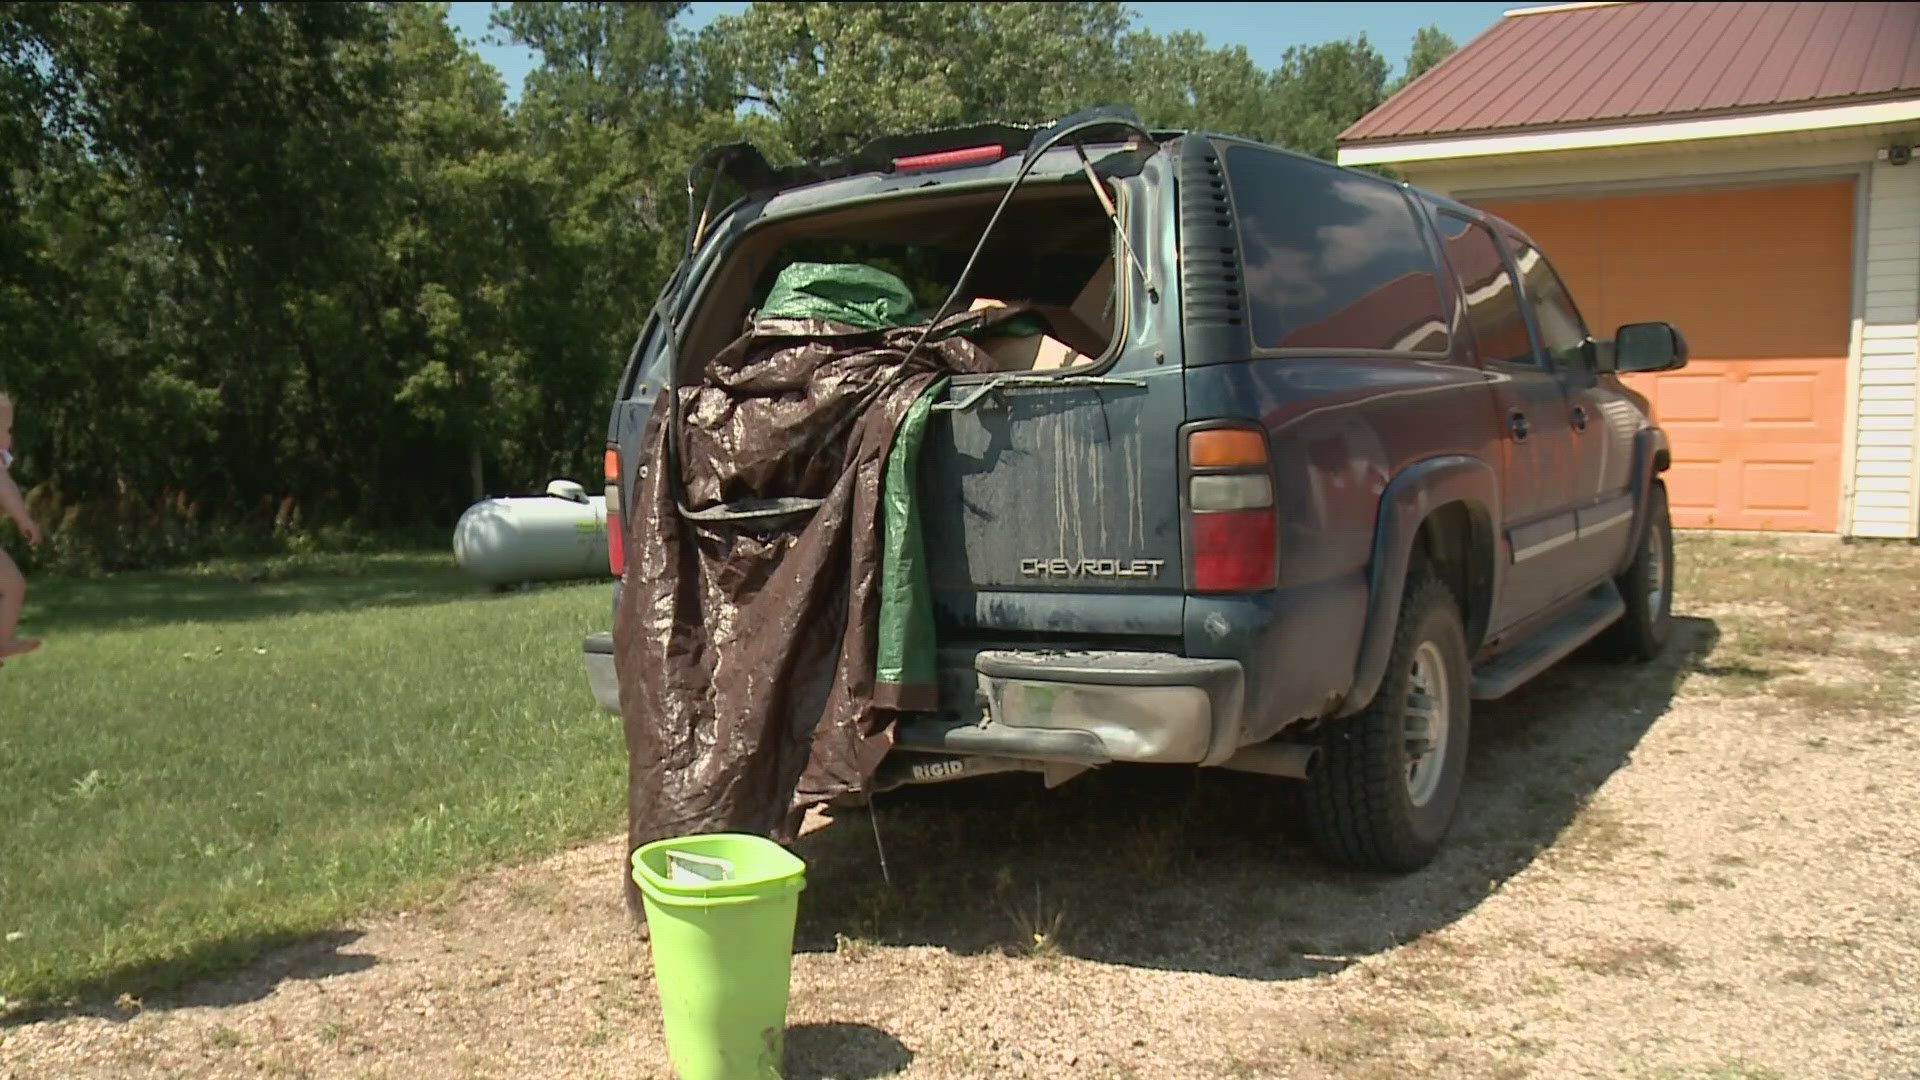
1475 180 1854 532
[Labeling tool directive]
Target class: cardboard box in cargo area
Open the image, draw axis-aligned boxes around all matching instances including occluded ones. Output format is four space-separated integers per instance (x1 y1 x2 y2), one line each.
969 258 1114 372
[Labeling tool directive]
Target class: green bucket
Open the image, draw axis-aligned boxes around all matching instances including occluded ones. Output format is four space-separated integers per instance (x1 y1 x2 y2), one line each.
633 834 807 1080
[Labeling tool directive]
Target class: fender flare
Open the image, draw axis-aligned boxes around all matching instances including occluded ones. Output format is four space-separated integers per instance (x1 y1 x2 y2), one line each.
1615 428 1672 577
1339 455 1502 717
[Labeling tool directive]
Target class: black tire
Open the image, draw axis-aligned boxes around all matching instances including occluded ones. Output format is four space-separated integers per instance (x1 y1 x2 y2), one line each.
1306 567 1471 873
1599 480 1673 662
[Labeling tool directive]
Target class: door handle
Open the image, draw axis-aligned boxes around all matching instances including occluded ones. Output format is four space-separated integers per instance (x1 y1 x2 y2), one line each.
1571 406 1588 431
1509 411 1530 440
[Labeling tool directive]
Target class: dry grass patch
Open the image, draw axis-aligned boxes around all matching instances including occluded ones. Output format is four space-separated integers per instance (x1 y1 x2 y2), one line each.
1675 536 1920 722
1643 1062 1786 1080
1554 799 1641 864
1518 972 1565 998
1291 1003 1418 1072
1380 939 1469 995
1568 937 1687 978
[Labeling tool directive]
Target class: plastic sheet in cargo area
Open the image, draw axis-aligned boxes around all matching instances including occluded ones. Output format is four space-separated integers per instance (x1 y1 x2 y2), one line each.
613 267 1012 917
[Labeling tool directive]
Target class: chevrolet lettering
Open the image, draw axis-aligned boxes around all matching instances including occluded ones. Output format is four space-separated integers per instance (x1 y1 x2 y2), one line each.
1019 557 1167 579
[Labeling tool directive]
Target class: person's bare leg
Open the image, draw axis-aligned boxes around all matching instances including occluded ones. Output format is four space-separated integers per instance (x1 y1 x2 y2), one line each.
0 548 36 659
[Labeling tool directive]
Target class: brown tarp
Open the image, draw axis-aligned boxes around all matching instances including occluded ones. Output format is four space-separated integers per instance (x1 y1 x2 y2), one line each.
613 313 1002 916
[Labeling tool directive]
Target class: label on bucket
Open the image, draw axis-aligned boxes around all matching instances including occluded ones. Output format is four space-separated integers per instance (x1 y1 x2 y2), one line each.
666 850 735 885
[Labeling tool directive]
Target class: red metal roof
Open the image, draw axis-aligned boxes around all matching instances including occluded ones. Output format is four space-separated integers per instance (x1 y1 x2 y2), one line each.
1341 1 1920 145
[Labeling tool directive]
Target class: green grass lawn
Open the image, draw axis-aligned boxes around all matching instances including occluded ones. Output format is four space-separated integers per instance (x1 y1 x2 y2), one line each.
0 552 624 1013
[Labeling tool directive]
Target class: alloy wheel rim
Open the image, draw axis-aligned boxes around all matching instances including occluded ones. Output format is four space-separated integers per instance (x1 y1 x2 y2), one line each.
1404 641 1450 807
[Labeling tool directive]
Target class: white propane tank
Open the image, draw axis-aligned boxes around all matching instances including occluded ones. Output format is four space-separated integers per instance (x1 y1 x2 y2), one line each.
453 479 610 587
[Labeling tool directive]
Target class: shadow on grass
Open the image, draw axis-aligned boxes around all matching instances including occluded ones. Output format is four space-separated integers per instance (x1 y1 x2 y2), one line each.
21 552 585 634
2 930 375 1027
786 1022 914 1079
791 617 1719 982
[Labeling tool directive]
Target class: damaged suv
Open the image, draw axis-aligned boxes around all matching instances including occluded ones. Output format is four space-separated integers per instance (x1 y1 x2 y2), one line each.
583 109 1686 872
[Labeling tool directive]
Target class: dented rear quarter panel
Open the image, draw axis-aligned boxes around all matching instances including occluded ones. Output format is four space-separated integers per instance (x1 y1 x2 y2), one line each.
1181 355 1498 740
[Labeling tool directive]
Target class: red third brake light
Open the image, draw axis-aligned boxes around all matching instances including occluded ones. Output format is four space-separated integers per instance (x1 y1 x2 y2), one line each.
892 144 1006 173
604 447 625 577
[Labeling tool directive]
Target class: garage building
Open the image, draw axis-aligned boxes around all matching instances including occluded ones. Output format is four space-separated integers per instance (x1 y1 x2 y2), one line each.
1339 0 1920 537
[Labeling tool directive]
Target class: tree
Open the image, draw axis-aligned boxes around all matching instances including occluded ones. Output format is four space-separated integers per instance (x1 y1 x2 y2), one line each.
699 2 1129 161
492 1 732 492
1269 36 1390 161
1115 31 1284 143
1 3 401 547
495 1 693 129
1392 26 1458 93
0 2 1493 568
0 4 61 282
381 2 527 502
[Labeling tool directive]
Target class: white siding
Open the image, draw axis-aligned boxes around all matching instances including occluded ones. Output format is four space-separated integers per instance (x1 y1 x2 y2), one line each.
1855 505 1909 523
1860 415 1912 429
1853 158 1920 538
1858 428 1915 446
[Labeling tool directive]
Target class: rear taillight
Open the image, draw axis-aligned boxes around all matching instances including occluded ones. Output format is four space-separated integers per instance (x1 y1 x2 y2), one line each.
1186 428 1276 593
604 447 625 577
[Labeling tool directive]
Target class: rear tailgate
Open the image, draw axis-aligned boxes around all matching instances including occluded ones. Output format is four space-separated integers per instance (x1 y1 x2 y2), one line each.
919 366 1187 639
919 152 1187 643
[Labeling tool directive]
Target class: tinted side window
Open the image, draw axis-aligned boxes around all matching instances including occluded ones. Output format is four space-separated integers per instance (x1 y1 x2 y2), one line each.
1224 146 1447 354
1509 239 1591 369
1435 212 1534 366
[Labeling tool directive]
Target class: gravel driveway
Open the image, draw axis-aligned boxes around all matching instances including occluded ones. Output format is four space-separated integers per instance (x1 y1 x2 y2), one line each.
5 535 1918 1079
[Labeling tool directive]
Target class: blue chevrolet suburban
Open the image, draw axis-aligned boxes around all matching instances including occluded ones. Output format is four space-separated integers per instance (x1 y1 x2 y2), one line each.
583 111 1685 872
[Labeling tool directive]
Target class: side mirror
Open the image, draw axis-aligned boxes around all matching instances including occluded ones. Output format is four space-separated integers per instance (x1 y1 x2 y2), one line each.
1613 322 1688 373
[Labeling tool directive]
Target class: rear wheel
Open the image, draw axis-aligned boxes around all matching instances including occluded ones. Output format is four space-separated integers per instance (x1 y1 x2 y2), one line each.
1306 567 1471 872
1599 480 1673 662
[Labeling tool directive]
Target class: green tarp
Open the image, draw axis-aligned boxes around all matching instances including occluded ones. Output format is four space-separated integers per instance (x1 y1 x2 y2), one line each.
757 261 920 330
873 377 946 711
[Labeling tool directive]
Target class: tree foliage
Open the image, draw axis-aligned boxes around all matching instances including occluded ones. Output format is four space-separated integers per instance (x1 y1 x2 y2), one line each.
701 2 1130 161
0 1 1450 569
1393 25 1459 93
